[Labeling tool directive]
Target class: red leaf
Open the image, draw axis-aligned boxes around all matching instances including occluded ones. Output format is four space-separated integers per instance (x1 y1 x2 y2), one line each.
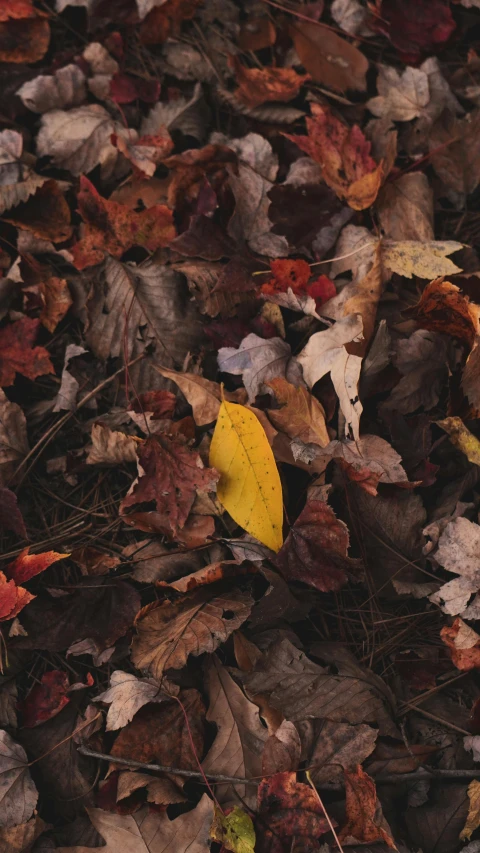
441 618 480 671
109 72 160 104
230 57 309 109
261 259 336 310
71 176 176 270
257 771 331 853
339 765 396 847
120 434 219 537
0 570 34 621
274 500 354 592
20 670 70 728
6 547 69 584
128 390 177 420
0 317 54 386
370 0 455 65
285 103 383 210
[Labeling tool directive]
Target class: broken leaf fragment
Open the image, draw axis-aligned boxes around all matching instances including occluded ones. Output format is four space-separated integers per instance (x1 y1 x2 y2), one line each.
209 401 283 552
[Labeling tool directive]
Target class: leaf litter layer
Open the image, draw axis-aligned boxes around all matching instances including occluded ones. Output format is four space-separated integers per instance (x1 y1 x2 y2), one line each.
2 1 480 852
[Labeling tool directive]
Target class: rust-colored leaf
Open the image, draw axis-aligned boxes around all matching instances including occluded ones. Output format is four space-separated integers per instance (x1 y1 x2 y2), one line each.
0 317 54 386
20 670 70 728
339 765 396 847
5 546 69 584
230 58 308 109
257 771 331 852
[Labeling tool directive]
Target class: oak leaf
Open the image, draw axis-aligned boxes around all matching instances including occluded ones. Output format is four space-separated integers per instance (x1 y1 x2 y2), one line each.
94 670 176 731
297 313 364 440
285 103 383 210
202 655 267 805
0 730 38 828
71 177 175 270
339 765 395 847
56 797 214 853
132 587 253 679
210 401 283 552
231 59 308 108
0 317 54 386
121 434 218 538
274 499 354 592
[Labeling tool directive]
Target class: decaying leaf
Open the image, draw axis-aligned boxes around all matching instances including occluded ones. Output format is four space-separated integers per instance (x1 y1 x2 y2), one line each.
256 771 330 850
0 317 54 386
441 617 480 671
0 390 28 486
429 517 480 618
155 366 246 425
339 765 396 847
266 378 329 447
132 587 253 679
461 780 480 840
94 670 175 731
86 423 138 466
437 417 480 466
290 21 368 93
210 401 283 552
210 806 256 853
231 59 308 108
218 333 301 403
0 730 38 828
381 240 463 279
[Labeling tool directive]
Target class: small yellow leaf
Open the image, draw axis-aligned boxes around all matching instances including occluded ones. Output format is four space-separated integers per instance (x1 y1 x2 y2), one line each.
437 417 480 466
209 401 283 552
211 805 256 853
382 239 463 279
461 779 480 840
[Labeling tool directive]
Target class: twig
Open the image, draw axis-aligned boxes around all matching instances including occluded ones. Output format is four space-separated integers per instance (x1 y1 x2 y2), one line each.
306 771 345 853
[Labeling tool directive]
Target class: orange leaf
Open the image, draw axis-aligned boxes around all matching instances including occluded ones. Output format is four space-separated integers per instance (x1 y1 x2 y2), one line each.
2 180 71 242
0 570 34 622
0 317 54 386
0 0 50 63
71 176 176 270
441 617 480 671
285 103 383 210
230 58 309 109
410 278 480 348
339 765 396 847
6 547 69 584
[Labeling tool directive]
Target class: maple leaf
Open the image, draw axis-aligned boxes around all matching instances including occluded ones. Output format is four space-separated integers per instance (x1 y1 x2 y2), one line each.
132 587 253 679
256 771 331 851
0 317 54 386
367 65 430 122
94 670 176 731
121 434 218 537
0 571 34 622
230 58 309 108
19 670 70 728
5 546 68 584
274 499 354 592
71 176 175 270
339 765 396 847
285 103 383 210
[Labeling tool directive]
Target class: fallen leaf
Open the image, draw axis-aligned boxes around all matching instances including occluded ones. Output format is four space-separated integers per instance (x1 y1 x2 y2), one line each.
297 313 364 440
242 637 396 734
262 720 302 775
218 333 301 404
377 172 434 241
261 258 336 316
332 0 372 35
86 423 138 466
256 771 330 851
36 104 135 180
367 65 430 122
285 103 383 210
211 806 256 853
461 780 480 840
463 338 480 410
429 517 480 617
139 0 203 43
405 784 468 853
132 587 253 679
5 546 68 584
231 59 308 108
210 401 283 552
410 278 480 346
121 434 218 538
266 378 329 447
110 689 205 772
0 487 26 537
290 20 368 92
37 275 72 333
310 435 410 494
70 547 120 577
437 417 480 466
159 561 255 593
116 771 186 805
141 82 207 142
383 330 448 414
53 343 87 412
17 63 86 113
382 240 462 279
0 815 45 853
441 617 480 671
274 499 354 592
370 0 456 64
94 670 175 731
0 571 33 622
0 730 38 827
202 655 267 804
155 366 246 425
428 109 480 197
0 389 27 486
85 257 204 392
71 176 175 270
0 317 54 386
56 797 214 853
310 721 378 786
339 765 395 847
19 670 69 728
0 1 50 64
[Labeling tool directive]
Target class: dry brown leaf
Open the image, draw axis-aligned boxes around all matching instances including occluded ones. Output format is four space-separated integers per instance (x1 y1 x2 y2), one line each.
266 378 329 447
290 21 368 92
132 588 253 679
231 58 308 108
0 730 38 828
155 366 246 425
339 765 396 847
368 65 430 121
376 172 434 241
410 278 480 347
461 780 480 840
429 109 480 197
310 721 378 786
86 424 138 466
94 670 175 731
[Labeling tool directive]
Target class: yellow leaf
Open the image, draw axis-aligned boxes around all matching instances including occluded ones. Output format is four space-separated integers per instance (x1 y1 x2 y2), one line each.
210 805 256 853
437 417 480 466
461 779 480 840
382 239 463 279
209 401 283 552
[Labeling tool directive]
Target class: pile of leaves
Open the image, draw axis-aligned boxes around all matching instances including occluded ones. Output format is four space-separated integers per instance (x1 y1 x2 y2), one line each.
5 0 480 851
